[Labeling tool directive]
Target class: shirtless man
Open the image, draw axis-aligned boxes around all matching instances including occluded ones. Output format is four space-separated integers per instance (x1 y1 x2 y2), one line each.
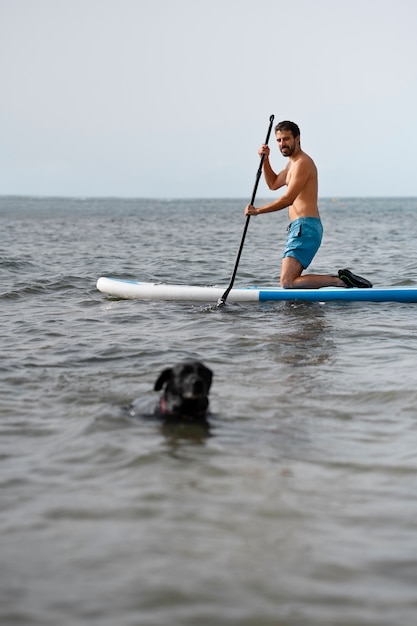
245 120 372 289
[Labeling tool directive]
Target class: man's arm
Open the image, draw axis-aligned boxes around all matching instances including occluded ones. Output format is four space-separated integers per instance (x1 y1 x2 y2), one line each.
258 144 287 190
262 155 288 190
246 158 311 215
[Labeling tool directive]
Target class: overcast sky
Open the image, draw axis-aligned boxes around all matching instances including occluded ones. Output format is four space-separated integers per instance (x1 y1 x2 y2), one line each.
1 0 416 198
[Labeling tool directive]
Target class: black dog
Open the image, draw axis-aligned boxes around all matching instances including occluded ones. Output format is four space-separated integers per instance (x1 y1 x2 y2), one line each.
154 360 213 421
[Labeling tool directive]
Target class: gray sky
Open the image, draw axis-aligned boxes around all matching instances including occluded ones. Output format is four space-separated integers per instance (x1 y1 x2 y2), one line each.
1 0 416 198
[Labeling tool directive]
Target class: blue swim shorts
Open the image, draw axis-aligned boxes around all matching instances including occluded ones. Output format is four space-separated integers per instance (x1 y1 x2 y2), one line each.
282 217 323 269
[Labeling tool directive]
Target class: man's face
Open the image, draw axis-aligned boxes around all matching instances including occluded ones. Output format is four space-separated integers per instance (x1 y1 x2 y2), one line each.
276 130 299 157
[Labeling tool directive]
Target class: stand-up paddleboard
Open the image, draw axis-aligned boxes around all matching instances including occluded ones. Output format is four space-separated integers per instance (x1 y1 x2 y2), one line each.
96 277 417 303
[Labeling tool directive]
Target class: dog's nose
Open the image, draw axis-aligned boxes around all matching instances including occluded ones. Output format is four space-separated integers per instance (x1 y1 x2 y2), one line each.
182 377 206 399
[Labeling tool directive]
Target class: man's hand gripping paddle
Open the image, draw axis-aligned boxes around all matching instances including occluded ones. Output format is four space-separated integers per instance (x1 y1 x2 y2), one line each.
217 114 275 308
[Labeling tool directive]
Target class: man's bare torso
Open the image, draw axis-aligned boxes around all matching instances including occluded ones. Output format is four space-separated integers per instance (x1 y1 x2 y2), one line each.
285 151 320 222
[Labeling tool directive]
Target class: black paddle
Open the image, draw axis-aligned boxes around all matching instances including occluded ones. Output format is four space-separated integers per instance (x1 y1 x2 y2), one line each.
217 114 275 307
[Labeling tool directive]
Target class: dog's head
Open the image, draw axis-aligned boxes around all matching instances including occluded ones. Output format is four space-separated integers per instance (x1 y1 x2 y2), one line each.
154 360 213 420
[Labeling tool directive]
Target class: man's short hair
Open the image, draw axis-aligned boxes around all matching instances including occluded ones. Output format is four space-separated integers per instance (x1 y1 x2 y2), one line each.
275 121 300 138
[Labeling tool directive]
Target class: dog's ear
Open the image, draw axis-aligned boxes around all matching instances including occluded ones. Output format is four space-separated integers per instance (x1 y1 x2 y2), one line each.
204 367 213 391
154 368 173 391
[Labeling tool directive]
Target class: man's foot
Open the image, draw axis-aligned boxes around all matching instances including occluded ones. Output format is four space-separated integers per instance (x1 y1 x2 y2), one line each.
338 268 373 288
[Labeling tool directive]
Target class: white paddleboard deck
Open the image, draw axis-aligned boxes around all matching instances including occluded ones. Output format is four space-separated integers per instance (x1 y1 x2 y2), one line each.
96 277 417 303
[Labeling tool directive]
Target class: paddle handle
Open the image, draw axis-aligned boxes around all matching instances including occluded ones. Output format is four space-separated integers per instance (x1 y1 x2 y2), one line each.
250 113 275 204
217 114 275 306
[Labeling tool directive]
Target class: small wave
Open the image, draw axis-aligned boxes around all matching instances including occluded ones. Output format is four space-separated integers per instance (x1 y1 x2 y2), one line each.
0 256 38 271
1 275 92 300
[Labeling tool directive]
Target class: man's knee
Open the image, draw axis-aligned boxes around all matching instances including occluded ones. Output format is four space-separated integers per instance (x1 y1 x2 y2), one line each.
280 275 295 289
281 256 303 288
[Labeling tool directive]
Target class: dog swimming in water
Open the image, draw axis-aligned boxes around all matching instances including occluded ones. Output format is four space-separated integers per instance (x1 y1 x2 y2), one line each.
154 359 213 421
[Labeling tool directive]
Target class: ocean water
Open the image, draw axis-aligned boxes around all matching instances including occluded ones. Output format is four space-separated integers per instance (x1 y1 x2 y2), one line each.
1 195 417 626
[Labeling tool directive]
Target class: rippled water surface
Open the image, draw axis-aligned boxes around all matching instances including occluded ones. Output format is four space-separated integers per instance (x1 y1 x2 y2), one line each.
1 196 417 625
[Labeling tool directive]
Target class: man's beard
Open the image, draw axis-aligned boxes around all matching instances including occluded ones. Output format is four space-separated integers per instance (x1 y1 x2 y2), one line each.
280 144 295 156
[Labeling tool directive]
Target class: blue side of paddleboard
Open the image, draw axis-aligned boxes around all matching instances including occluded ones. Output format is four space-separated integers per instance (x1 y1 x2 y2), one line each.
257 286 417 303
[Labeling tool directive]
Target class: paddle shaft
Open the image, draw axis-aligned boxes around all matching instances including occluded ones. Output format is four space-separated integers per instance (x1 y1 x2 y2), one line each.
217 114 275 306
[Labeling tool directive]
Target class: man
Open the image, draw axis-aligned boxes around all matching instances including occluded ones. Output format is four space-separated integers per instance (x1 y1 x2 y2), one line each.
245 120 372 289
